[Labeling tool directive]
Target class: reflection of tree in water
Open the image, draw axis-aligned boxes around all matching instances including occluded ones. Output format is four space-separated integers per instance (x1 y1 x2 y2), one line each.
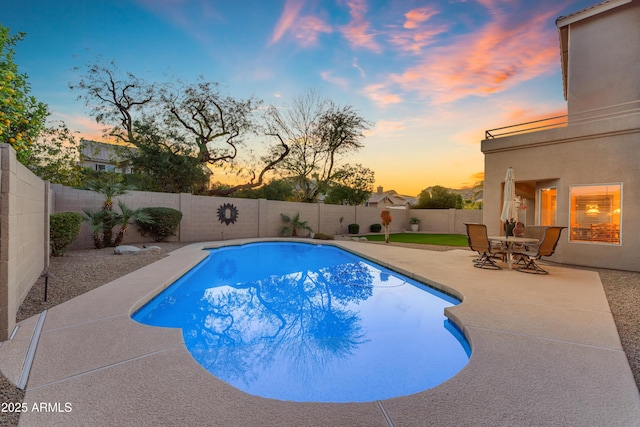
184 259 374 387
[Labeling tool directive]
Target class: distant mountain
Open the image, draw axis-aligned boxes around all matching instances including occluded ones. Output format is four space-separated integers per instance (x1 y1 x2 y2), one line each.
422 186 478 201
453 188 477 200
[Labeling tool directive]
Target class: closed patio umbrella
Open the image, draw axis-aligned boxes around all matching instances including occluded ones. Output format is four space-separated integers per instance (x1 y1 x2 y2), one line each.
500 167 518 227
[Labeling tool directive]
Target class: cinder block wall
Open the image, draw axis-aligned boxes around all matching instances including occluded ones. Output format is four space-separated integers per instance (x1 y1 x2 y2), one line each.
51 185 481 249
0 144 49 341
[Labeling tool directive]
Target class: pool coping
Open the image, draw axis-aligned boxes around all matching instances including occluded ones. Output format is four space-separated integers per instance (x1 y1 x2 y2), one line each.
3 238 640 426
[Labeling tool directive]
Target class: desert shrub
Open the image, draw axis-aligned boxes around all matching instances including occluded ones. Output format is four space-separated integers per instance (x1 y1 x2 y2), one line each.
370 223 382 232
50 212 83 256
136 207 183 242
312 232 334 240
348 223 360 234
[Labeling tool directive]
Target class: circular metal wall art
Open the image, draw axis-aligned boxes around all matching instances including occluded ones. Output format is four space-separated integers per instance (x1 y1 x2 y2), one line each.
217 203 239 226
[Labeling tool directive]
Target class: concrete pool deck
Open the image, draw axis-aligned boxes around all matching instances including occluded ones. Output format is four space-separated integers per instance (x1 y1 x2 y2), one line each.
2 239 639 426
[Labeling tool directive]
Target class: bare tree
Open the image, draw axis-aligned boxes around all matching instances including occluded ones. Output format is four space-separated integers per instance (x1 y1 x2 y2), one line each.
266 90 371 202
161 79 290 195
71 61 156 144
71 62 290 195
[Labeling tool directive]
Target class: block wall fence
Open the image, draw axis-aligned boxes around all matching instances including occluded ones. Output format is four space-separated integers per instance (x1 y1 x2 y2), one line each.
0 145 50 340
1 141 481 340
51 184 482 250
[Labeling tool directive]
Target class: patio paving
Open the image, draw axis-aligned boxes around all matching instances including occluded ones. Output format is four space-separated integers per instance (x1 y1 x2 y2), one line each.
1 239 639 426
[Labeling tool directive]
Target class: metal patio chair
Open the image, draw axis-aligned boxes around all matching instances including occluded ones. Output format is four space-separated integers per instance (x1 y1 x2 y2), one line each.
511 225 548 265
514 226 566 274
465 223 505 270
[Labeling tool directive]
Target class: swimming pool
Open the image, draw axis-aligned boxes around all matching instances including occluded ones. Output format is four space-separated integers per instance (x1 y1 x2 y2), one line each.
132 242 470 402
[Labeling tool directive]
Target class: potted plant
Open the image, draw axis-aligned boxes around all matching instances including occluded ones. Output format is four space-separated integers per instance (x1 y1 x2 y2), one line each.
409 217 420 232
504 219 516 237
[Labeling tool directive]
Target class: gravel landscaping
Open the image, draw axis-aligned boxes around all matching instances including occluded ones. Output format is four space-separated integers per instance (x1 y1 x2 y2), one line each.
1 242 639 426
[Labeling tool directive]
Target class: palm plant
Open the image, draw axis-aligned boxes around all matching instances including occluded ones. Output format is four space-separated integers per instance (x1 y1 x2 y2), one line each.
84 177 135 211
280 212 313 237
82 209 114 249
113 200 152 247
83 176 135 246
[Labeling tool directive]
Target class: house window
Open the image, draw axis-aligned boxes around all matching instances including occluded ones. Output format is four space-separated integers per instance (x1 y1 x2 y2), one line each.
569 184 621 244
95 164 116 172
539 188 557 226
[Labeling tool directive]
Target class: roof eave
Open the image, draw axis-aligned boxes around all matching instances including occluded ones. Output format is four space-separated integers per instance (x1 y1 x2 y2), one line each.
556 0 630 27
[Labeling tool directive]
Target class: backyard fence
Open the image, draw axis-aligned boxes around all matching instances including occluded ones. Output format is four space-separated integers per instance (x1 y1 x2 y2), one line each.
51 184 482 249
1 142 482 340
0 145 50 340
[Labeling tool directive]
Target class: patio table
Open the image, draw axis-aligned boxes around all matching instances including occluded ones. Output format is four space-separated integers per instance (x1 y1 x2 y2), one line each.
488 236 539 270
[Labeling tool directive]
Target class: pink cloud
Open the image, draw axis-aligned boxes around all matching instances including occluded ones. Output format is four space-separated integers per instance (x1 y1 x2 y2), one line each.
320 71 349 89
291 16 332 47
372 120 406 135
404 6 439 29
388 3 566 104
362 84 402 106
388 26 447 54
389 5 447 53
339 0 381 52
270 0 331 47
270 0 305 45
470 171 485 182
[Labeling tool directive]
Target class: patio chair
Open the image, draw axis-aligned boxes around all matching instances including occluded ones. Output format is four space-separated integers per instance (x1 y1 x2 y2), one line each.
465 223 505 270
514 226 566 274
512 225 548 265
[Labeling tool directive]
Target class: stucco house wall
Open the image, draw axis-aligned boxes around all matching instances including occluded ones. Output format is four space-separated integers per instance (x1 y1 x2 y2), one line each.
482 113 639 271
481 0 640 272
561 0 640 116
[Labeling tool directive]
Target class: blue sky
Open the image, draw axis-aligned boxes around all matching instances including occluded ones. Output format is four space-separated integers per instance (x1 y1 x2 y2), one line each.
4 0 597 195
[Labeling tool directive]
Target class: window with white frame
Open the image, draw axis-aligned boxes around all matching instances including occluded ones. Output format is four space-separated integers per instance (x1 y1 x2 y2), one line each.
569 184 621 244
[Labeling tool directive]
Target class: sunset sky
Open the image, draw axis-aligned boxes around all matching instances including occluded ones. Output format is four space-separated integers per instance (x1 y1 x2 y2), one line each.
4 0 597 196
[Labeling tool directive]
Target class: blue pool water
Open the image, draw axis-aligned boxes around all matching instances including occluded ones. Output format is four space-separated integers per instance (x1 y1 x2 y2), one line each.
132 242 470 403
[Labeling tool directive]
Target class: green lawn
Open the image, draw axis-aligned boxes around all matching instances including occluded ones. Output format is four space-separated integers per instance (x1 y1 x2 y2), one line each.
357 233 468 246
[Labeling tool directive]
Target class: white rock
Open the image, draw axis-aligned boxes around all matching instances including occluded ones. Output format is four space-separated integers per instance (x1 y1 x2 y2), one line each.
114 245 162 255
114 245 141 255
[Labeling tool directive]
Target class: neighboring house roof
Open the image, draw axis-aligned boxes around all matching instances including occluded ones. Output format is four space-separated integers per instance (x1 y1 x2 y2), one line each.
367 188 417 208
80 139 129 163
